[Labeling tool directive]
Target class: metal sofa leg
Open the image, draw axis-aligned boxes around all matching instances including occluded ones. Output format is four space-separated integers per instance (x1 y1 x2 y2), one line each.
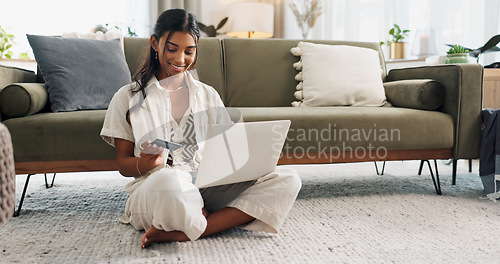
14 174 34 217
469 159 472 173
45 173 56 188
452 159 457 185
418 160 425 175
374 161 386 175
421 160 442 195
14 173 57 216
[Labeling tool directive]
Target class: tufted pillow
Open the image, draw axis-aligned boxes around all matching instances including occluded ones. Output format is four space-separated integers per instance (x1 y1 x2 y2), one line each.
291 41 387 107
27 34 131 112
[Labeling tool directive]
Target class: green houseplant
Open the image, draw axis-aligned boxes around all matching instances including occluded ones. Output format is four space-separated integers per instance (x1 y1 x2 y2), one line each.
0 25 30 60
445 44 474 64
0 25 14 59
91 23 138 37
380 24 410 59
197 17 228 37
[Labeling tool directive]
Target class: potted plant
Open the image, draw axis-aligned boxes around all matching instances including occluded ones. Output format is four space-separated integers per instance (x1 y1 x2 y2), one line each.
380 24 410 59
92 23 138 37
0 25 14 59
289 0 323 39
446 35 500 65
0 25 31 63
197 17 228 37
445 44 474 64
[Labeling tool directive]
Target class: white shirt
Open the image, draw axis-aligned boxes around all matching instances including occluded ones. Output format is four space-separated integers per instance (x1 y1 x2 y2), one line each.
100 71 233 169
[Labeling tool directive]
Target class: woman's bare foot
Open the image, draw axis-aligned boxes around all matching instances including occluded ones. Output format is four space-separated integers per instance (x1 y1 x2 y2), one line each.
141 226 189 248
141 208 209 248
141 207 252 248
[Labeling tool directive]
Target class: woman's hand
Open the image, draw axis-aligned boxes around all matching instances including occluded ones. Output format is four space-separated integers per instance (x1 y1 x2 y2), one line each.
139 140 165 168
115 138 165 177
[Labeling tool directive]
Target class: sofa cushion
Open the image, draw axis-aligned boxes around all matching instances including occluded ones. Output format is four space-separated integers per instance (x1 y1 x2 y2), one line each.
222 38 386 107
122 37 226 103
0 83 48 118
4 106 453 163
27 34 131 112
195 38 226 101
228 107 454 155
383 79 445 110
3 110 115 162
291 42 387 107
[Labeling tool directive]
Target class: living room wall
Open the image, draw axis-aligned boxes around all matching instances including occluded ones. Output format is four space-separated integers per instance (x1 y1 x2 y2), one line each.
0 0 498 64
203 0 500 65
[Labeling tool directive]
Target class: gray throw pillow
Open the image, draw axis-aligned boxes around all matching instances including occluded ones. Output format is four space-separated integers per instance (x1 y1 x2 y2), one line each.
27 34 131 112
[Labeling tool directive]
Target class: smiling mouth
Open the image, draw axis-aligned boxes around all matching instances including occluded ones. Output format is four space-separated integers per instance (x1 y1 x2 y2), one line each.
169 63 186 71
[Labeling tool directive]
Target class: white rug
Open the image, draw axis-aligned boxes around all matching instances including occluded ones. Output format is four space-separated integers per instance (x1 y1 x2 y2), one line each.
1 160 500 264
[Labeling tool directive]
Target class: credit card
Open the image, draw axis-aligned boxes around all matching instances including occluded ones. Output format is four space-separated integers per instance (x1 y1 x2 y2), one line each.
151 139 182 151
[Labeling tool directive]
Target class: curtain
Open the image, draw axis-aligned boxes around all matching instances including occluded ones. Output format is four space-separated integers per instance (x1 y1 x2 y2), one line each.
259 0 286 38
149 0 201 35
284 0 500 65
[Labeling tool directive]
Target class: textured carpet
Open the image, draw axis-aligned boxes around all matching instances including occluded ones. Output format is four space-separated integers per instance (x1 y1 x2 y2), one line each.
1 160 500 263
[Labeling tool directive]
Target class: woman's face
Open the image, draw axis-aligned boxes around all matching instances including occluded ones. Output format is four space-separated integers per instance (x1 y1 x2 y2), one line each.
151 31 197 78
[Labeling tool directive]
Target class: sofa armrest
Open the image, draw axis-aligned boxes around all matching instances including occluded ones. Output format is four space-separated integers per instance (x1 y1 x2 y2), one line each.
0 65 38 121
0 65 37 88
386 64 484 159
0 83 48 121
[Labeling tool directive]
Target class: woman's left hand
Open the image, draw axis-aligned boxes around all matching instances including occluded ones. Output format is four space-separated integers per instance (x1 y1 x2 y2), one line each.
139 140 165 168
140 140 164 155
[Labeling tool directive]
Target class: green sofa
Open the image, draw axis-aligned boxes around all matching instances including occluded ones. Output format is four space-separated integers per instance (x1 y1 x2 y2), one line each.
0 37 483 184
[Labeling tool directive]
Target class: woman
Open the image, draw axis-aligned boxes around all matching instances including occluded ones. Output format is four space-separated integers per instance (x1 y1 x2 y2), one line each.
101 8 301 248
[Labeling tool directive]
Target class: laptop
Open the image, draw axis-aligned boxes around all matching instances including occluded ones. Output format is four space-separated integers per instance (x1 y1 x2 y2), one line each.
194 120 291 188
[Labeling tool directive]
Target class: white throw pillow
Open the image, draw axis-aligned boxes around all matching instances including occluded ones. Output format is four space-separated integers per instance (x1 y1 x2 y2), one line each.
291 42 387 107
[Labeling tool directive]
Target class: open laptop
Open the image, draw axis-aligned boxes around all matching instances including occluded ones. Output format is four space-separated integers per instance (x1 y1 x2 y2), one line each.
194 120 291 188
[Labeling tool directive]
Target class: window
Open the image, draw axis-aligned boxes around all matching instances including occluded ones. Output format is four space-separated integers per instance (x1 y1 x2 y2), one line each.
0 0 150 59
285 0 500 65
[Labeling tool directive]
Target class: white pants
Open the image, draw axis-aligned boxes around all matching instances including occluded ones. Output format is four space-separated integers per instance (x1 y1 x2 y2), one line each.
121 166 302 241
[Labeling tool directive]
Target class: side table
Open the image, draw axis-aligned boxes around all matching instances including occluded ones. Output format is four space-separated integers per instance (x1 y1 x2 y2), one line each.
483 68 500 109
